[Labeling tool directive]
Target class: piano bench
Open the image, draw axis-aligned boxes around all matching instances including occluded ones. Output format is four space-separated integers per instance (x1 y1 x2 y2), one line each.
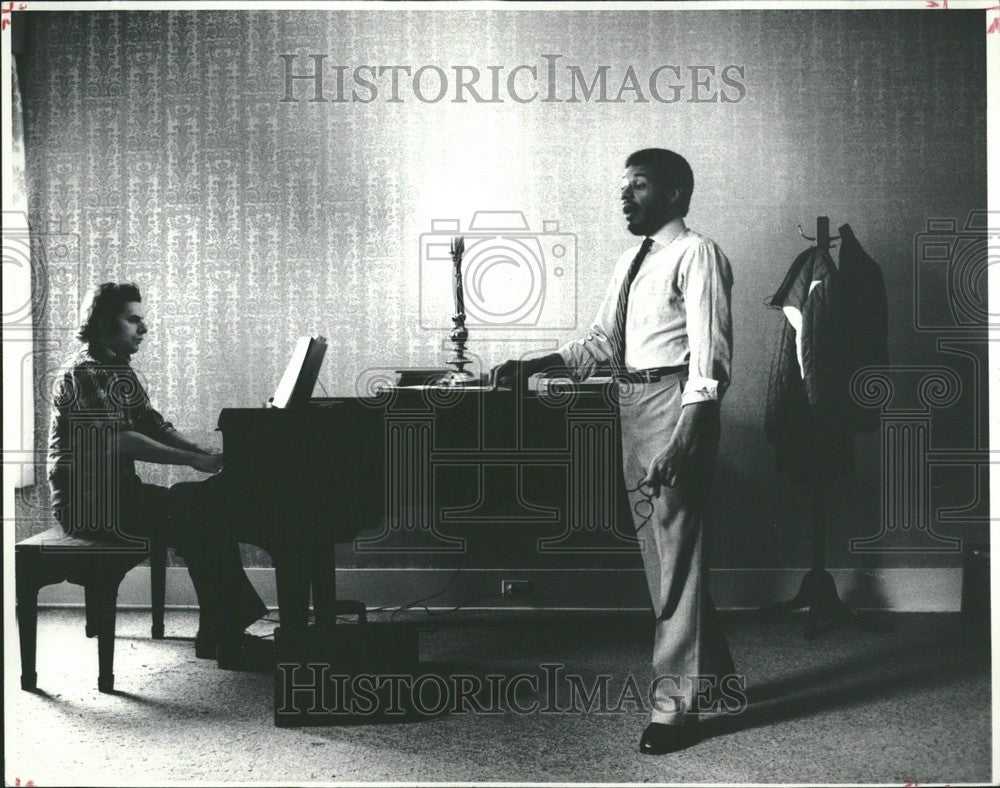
15 524 168 693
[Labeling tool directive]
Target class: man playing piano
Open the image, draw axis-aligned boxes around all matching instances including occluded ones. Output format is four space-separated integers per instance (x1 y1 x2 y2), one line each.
47 282 273 671
491 149 735 754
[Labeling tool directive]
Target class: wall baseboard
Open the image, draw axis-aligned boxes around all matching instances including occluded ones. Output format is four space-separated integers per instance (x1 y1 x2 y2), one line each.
34 566 962 613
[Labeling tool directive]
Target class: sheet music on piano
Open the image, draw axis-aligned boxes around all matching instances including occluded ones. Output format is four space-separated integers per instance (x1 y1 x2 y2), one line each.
271 335 328 408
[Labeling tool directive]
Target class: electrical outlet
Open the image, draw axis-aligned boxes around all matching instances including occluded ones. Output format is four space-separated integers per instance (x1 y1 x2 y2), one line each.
501 579 530 597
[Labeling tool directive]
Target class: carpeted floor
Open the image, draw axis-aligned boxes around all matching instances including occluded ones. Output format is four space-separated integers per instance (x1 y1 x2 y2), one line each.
5 608 992 785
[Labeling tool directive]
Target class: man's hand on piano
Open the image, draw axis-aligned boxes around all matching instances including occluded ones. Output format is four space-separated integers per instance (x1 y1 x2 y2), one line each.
489 359 522 389
490 353 564 389
190 451 224 475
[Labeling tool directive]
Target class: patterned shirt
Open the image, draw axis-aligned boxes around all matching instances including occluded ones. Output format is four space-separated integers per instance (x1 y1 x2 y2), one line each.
558 217 734 406
47 344 175 518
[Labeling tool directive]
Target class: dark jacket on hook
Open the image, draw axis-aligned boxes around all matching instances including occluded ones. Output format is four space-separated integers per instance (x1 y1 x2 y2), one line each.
763 224 888 480
837 224 889 432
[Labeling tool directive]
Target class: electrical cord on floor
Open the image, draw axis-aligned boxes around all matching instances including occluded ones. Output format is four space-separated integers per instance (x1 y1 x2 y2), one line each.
322 572 462 623
264 567 545 626
399 585 550 618
390 568 462 622
334 591 504 623
405 591 501 619
388 568 547 620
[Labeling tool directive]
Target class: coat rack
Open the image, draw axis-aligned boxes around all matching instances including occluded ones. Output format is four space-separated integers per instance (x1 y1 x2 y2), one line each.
797 215 839 250
758 216 886 639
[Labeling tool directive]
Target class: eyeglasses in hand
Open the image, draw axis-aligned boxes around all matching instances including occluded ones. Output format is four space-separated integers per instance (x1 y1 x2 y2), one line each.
624 478 656 531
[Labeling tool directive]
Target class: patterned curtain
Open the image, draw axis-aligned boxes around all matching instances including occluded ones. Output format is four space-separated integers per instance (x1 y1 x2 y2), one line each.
3 53 34 490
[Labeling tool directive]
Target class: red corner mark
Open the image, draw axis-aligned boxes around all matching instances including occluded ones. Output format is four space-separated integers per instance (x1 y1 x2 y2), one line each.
927 1 1000 34
13 779 37 787
0 1 28 32
989 4 1000 33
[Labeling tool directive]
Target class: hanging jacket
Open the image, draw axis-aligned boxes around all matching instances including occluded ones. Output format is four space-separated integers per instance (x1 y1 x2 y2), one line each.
765 244 844 413
837 224 889 432
763 225 889 479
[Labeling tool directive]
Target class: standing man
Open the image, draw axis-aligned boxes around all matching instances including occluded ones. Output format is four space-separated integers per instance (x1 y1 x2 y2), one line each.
491 149 735 754
47 282 272 671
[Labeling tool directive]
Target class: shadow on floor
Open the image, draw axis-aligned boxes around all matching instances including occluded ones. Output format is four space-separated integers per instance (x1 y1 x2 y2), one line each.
705 619 989 739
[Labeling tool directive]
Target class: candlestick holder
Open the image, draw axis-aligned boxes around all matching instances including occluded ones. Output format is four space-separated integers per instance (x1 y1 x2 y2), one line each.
441 235 479 387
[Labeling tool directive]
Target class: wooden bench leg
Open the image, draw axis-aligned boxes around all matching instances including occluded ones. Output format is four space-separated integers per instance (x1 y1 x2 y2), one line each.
150 538 167 640
87 582 120 693
16 576 40 691
85 587 99 638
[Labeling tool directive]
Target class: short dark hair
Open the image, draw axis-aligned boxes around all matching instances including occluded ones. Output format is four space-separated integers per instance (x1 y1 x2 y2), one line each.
625 148 694 216
76 282 142 345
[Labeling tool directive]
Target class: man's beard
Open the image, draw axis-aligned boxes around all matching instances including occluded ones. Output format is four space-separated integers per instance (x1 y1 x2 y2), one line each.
627 211 672 236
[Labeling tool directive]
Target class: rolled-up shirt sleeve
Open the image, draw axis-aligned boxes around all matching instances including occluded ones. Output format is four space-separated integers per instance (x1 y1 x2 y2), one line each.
679 241 734 405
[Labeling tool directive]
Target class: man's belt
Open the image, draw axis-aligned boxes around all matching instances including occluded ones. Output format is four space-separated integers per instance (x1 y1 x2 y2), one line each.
614 365 687 383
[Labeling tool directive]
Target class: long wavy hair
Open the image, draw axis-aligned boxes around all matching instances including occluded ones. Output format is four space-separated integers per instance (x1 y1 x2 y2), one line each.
75 282 142 346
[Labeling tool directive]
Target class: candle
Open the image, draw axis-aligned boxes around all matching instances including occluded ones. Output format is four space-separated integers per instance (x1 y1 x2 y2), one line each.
451 235 466 317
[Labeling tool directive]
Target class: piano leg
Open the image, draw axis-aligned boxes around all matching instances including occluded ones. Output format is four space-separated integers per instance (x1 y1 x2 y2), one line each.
311 560 336 629
274 555 311 631
309 526 333 630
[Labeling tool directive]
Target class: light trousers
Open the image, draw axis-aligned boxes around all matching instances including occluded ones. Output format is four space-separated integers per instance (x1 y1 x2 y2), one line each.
619 375 735 725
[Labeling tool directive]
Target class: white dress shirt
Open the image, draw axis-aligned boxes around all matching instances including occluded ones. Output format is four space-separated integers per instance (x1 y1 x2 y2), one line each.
558 217 734 406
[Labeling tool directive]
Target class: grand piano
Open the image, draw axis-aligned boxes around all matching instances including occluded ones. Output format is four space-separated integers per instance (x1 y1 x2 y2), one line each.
216 376 634 635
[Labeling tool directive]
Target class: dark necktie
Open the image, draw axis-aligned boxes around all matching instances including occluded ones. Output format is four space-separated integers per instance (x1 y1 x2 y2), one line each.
610 237 654 376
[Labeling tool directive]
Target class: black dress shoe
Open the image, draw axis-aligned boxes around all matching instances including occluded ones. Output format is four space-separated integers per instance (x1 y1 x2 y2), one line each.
215 633 275 673
639 720 701 755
